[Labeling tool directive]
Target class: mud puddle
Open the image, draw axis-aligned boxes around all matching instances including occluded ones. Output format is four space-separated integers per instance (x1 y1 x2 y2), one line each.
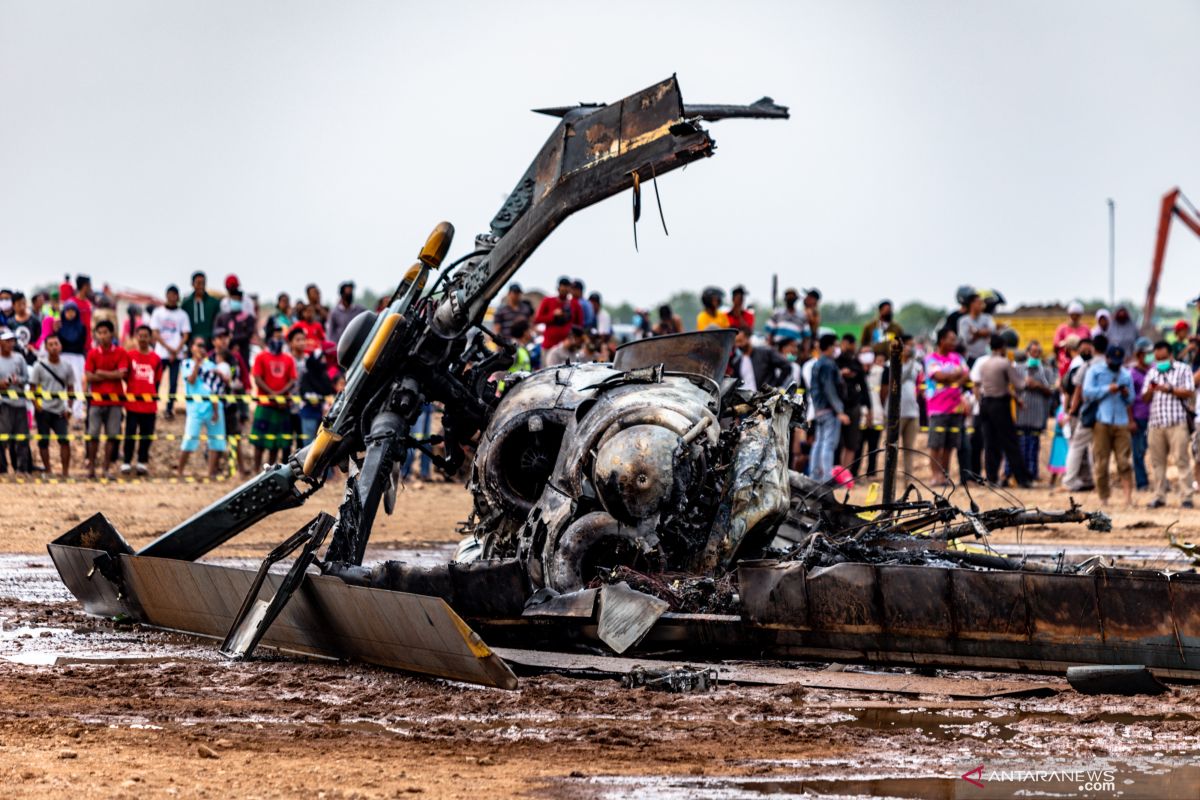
569 761 1200 799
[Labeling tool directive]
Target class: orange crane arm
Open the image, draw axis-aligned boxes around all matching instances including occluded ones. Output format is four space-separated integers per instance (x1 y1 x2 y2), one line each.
1142 187 1200 335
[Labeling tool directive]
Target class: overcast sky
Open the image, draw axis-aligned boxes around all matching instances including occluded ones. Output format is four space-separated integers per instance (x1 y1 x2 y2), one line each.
3 0 1199 314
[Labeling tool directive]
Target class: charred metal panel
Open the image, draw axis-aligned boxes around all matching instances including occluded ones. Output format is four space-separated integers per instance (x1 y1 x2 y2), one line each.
879 566 952 639
612 330 737 382
49 545 517 689
949 569 1028 641
804 563 882 635
1023 573 1103 646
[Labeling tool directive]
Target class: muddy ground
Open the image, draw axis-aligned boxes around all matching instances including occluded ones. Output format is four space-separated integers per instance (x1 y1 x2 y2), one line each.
2 467 1199 797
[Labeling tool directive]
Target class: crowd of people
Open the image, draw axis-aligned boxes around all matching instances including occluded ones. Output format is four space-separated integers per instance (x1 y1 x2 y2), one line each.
2 273 1199 508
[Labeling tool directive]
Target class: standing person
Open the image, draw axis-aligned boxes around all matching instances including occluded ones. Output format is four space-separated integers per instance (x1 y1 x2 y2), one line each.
213 290 256 365
55 300 89 420
1143 341 1196 508
880 335 923 481
1015 341 1056 482
285 327 308 454
290 303 325 356
492 284 534 339
727 285 755 331
1061 337 1098 492
210 327 251 475
183 271 221 345
836 334 869 473
327 281 366 345
1108 306 1139 356
570 279 595 329
861 300 904 357
120 325 162 476
975 334 1033 487
265 292 294 338
652 304 684 336
1083 345 1134 507
696 287 731 330
534 277 583 350
1091 309 1112 340
178 337 225 479
72 275 94 346
1129 337 1153 491
83 320 129 479
30 334 73 476
861 350 884 475
150 285 190 419
766 288 803 344
304 284 329 325
924 328 969 486
119 303 144 348
588 293 613 337
7 292 40 355
730 326 791 391
250 330 298 468
802 289 821 340
957 292 995 364
298 346 335 445
0 329 33 474
808 333 848 484
1053 301 1091 375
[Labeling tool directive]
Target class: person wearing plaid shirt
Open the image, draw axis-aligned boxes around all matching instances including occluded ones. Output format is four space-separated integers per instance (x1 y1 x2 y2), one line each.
1142 341 1196 508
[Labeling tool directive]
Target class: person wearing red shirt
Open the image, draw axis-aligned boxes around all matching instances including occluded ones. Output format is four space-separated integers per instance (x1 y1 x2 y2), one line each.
83 319 130 479
534 276 583 350
290 303 325 356
251 332 298 469
121 325 163 475
1053 301 1091 376
727 285 756 330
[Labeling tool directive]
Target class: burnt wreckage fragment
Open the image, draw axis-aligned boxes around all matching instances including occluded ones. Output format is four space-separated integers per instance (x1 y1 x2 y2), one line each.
49 77 1200 687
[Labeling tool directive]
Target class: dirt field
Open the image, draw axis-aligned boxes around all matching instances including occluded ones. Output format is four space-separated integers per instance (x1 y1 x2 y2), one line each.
2 472 1199 798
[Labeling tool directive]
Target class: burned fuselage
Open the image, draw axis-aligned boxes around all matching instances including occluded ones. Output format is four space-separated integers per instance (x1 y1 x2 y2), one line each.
462 330 795 593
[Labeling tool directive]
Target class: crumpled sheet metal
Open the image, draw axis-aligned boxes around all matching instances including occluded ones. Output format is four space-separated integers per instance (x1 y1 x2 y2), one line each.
738 560 1200 678
48 543 517 689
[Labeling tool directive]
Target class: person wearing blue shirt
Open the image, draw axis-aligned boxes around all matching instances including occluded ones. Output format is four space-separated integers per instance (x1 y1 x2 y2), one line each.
1082 344 1134 506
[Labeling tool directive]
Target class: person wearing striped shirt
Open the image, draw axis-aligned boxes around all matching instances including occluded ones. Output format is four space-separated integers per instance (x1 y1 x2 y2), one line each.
1142 341 1196 508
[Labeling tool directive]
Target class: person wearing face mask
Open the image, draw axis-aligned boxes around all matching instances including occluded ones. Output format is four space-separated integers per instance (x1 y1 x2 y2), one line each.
0 289 14 328
213 290 256 365
1129 338 1153 491
1061 336 1102 492
1083 344 1135 507
861 300 904 358
1014 341 1056 482
1142 340 1196 508
250 330 298 470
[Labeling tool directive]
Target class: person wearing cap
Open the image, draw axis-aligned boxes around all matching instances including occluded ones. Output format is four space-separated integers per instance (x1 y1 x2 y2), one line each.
1171 320 1194 362
492 283 533 340
1083 344 1134 506
1129 337 1154 490
727 285 755 330
975 334 1033 487
213 289 256 366
861 300 904 358
534 277 583 351
1054 301 1091 375
1142 340 1195 508
957 292 995 364
327 281 366 345
696 287 731 330
150 284 191 419
766 288 804 345
183 271 221 344
0 328 33 473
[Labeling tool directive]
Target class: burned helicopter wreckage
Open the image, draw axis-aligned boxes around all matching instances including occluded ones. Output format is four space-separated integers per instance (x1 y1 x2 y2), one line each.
49 77 1200 688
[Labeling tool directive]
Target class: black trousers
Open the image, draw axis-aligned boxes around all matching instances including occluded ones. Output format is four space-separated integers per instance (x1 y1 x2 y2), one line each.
980 397 1032 485
122 411 156 464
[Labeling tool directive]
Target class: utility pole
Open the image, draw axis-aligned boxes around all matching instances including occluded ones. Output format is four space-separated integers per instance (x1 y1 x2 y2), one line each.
1107 198 1115 308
